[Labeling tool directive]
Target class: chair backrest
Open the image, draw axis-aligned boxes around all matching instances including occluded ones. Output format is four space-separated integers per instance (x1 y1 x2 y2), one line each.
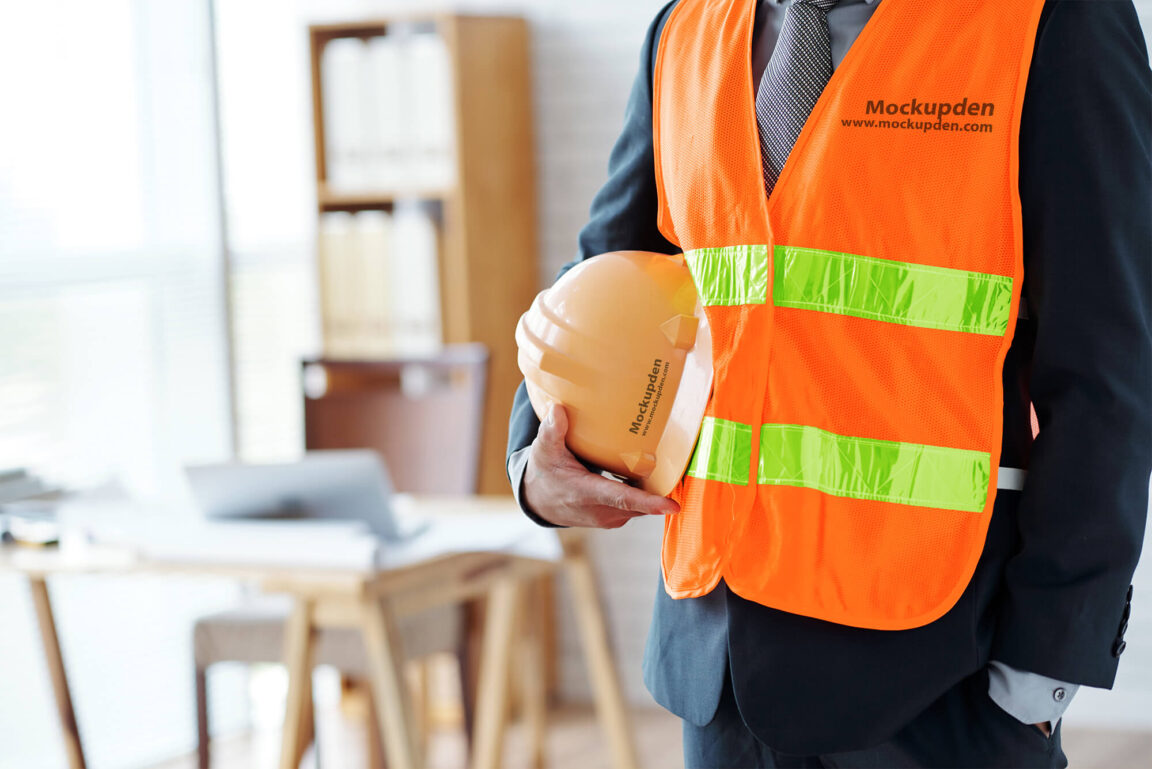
301 344 489 495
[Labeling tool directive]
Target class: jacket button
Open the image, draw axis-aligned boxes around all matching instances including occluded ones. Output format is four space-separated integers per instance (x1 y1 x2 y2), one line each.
1113 639 1128 658
1052 687 1066 702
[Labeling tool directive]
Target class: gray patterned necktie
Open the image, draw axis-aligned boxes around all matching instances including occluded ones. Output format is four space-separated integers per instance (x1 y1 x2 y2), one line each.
755 0 837 195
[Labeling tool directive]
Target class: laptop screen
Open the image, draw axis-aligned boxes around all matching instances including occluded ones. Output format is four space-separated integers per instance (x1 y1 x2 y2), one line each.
184 450 403 541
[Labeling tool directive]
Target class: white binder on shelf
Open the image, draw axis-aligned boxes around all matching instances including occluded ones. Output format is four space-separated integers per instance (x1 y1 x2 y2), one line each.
364 35 406 191
318 212 357 356
408 31 456 190
390 202 442 355
356 210 395 356
321 38 369 192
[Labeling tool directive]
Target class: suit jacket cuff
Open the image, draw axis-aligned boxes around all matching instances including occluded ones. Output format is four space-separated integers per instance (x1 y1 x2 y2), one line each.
987 660 1078 725
991 578 1133 688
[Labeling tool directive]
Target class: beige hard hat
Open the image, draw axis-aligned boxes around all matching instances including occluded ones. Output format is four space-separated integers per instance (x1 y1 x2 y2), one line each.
515 250 713 496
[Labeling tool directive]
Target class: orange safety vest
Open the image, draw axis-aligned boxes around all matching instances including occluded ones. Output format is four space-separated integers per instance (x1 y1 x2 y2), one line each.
653 0 1045 630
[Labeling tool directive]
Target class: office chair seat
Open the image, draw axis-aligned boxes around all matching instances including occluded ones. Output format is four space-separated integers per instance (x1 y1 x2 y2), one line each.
193 597 462 674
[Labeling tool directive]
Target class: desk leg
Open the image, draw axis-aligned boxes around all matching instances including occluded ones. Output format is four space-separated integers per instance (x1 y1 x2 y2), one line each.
520 581 549 769
471 577 522 769
565 553 641 769
28 577 86 769
360 596 420 769
279 598 316 769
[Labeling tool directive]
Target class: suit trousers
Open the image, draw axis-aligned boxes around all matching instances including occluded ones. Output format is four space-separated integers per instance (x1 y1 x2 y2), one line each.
683 665 1068 769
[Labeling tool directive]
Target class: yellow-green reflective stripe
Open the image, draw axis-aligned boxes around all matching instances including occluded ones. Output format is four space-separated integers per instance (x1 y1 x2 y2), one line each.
685 245 769 306
773 246 1013 336
686 417 753 485
758 424 991 513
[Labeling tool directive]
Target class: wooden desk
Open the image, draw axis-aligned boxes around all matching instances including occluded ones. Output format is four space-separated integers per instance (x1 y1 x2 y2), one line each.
1 496 640 769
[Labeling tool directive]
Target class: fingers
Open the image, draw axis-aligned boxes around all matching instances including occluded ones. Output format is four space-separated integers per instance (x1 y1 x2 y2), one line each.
580 504 663 529
529 401 681 526
586 475 679 516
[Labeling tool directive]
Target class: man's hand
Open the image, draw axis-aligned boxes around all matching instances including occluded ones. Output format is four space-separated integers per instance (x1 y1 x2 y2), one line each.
523 405 680 528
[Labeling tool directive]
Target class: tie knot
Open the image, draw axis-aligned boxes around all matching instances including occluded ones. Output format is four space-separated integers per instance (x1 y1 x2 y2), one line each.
795 0 837 11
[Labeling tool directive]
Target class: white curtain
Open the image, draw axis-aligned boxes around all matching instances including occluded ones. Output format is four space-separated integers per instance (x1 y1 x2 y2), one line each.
0 1 247 766
0 0 233 494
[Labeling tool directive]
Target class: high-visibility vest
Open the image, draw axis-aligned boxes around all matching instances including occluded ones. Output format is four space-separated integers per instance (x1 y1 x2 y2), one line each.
653 0 1046 630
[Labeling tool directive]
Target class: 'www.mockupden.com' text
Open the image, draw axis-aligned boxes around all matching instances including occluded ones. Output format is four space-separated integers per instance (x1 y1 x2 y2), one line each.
842 97 996 134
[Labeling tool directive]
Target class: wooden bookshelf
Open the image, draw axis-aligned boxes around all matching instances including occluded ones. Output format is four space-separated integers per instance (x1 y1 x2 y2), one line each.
317 184 452 213
309 15 539 495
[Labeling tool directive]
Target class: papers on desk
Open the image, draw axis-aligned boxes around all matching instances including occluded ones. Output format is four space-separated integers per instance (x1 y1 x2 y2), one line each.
376 510 563 569
143 516 560 570
142 520 382 570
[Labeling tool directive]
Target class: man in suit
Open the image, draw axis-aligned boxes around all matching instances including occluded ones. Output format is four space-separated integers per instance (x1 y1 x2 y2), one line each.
508 2 1151 766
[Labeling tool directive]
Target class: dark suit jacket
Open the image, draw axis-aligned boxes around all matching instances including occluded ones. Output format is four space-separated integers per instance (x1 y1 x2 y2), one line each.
507 1 1152 754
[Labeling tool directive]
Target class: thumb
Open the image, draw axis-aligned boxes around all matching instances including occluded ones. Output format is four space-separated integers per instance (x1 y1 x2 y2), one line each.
547 403 569 435
538 403 570 451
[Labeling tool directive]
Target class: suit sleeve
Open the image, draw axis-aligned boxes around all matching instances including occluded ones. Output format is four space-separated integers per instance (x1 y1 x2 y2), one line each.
992 0 1152 689
505 2 681 520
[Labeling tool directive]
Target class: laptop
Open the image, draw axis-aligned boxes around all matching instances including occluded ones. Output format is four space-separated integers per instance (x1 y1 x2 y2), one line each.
184 450 423 542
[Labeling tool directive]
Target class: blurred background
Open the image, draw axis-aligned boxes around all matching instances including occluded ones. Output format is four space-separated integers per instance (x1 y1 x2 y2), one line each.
1 2 1151 768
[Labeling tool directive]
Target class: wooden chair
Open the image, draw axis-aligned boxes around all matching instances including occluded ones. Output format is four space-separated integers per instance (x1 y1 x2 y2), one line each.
193 344 489 768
